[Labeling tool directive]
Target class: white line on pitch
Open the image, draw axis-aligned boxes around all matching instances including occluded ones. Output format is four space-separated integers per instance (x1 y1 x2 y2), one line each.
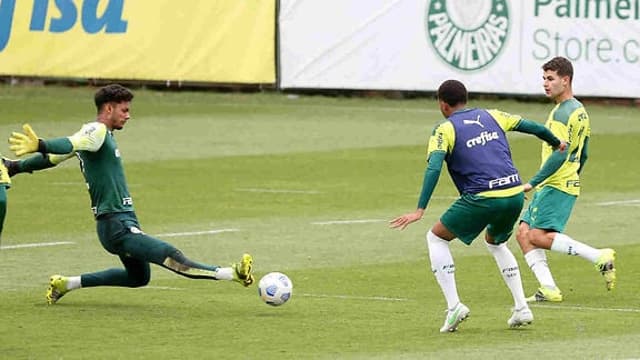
596 199 640 206
0 241 75 250
311 219 387 225
235 188 321 194
299 293 410 302
532 304 640 313
140 286 185 291
51 182 141 187
156 229 239 237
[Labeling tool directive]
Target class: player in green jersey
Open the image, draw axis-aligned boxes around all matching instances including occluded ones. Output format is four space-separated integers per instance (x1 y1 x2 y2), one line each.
516 57 616 303
390 80 566 332
6 84 254 304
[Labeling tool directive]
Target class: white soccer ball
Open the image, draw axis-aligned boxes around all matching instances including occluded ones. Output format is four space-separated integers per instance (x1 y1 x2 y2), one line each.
258 272 293 306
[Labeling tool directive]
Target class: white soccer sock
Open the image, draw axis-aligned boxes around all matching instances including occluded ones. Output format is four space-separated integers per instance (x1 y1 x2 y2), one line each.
214 267 233 281
67 276 82 290
550 233 600 262
426 230 459 310
486 242 527 309
524 248 558 290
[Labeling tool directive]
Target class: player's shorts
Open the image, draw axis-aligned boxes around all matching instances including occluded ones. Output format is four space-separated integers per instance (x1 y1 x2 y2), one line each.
520 186 576 232
96 211 176 264
441 192 525 245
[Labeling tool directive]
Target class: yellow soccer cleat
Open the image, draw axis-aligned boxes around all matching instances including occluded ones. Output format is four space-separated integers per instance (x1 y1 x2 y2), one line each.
526 286 563 302
232 253 254 287
46 275 70 305
596 248 616 291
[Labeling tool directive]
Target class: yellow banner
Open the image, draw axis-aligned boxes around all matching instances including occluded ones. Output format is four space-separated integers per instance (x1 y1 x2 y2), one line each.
0 0 275 83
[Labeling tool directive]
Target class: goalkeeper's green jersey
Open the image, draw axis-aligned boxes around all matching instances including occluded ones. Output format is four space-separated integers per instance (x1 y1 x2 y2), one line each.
50 122 134 217
76 124 133 217
538 98 590 196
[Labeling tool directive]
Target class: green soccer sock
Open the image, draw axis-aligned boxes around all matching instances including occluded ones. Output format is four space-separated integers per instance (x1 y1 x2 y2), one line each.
81 268 149 288
161 250 221 280
0 185 7 240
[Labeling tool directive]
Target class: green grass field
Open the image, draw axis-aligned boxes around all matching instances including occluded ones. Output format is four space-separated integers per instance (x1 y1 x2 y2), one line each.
0 86 638 359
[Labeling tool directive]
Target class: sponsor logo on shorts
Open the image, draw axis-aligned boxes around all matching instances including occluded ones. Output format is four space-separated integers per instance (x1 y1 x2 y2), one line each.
489 173 519 189
129 226 144 234
566 180 580 187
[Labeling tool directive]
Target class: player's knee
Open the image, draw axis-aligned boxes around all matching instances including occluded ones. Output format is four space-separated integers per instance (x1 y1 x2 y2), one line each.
515 222 535 252
139 274 151 287
129 277 150 288
527 229 549 248
128 271 150 288
515 223 528 243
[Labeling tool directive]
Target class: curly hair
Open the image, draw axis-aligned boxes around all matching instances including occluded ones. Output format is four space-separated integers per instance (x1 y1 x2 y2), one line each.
94 84 134 112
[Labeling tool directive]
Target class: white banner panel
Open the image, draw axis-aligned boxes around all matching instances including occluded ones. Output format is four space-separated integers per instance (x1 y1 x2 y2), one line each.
279 0 640 98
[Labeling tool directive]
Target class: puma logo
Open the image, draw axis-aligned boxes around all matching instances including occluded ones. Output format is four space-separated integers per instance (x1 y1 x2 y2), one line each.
463 115 484 128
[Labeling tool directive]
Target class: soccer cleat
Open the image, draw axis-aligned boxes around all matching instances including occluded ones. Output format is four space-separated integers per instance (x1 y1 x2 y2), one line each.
232 253 254 287
526 286 563 302
508 307 534 328
595 248 616 290
46 275 70 305
439 302 470 333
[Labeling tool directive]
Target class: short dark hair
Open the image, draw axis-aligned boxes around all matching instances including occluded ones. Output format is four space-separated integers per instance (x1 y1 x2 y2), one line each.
542 56 573 83
94 84 134 112
437 80 468 107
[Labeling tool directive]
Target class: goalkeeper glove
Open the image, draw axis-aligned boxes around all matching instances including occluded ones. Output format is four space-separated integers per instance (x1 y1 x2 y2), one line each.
9 124 44 156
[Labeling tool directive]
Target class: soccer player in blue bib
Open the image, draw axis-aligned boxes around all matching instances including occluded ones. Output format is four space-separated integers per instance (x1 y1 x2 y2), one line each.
6 84 254 304
390 80 565 332
516 57 616 302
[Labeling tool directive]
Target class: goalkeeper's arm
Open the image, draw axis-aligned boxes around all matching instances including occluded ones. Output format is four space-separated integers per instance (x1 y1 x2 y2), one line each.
6 153 75 177
9 123 107 156
35 123 107 154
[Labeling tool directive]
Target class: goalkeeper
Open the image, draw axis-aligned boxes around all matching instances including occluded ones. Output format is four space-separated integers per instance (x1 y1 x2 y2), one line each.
6 84 254 305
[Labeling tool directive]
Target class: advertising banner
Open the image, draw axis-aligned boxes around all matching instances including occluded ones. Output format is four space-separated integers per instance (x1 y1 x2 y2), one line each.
279 0 640 97
0 0 276 83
